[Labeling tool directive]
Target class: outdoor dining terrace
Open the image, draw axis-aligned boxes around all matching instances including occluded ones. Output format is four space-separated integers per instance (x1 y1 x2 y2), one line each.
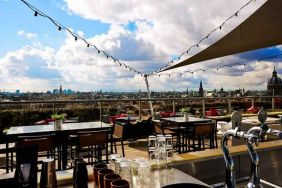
0 96 282 187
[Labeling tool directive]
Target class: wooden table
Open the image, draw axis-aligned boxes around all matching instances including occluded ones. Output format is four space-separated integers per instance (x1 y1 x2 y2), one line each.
6 122 112 171
160 117 212 153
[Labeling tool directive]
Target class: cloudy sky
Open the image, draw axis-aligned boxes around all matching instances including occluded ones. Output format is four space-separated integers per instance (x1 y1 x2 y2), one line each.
0 0 281 92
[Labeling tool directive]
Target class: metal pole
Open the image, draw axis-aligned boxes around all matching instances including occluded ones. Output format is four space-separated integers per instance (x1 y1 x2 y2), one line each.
202 99 205 116
173 90 175 113
144 75 154 115
99 102 102 122
272 97 275 112
228 99 232 114
251 98 255 107
139 100 141 120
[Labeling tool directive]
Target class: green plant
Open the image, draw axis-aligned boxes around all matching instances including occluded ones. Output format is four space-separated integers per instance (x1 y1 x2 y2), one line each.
51 113 66 120
180 107 190 113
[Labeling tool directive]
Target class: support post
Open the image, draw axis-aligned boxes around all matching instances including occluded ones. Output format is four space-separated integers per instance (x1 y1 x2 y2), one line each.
202 99 205 116
144 75 154 115
139 100 142 120
228 99 232 114
272 97 275 112
251 98 255 107
99 101 102 122
173 90 175 113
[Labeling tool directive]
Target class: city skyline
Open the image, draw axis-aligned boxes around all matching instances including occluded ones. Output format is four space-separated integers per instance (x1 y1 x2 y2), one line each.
1 0 282 92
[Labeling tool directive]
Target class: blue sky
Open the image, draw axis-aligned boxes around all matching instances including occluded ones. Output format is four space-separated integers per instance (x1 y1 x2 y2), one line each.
0 0 281 92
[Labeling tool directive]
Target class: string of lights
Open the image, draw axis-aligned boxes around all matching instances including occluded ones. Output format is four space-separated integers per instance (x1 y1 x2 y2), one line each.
151 53 282 78
148 0 258 76
20 0 144 76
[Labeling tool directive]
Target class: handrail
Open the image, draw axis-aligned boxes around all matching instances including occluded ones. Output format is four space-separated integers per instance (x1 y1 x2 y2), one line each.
0 95 281 105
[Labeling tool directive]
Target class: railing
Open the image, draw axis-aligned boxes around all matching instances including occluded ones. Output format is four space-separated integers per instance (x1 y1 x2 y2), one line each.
0 96 282 129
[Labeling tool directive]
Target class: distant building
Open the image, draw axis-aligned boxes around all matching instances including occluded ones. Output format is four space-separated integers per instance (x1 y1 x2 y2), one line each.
53 89 59 94
59 85 63 94
199 81 204 97
15 89 20 94
267 67 282 96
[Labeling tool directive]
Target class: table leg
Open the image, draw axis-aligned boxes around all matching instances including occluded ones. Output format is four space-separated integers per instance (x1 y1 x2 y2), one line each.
62 143 67 170
5 143 9 173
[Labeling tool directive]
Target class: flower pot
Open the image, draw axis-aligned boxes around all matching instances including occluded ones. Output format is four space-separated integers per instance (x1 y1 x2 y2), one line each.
55 119 62 130
184 113 189 121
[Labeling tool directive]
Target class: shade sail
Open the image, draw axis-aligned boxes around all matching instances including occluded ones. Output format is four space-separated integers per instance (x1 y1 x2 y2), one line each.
164 0 282 71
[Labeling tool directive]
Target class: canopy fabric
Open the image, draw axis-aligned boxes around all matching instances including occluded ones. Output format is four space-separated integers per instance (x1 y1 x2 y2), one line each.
164 0 282 71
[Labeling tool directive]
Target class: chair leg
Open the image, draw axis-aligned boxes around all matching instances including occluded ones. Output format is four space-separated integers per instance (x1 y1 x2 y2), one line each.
106 142 108 163
121 139 125 157
114 141 117 154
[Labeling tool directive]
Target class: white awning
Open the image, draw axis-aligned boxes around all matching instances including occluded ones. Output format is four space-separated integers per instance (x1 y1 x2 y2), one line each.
163 0 282 71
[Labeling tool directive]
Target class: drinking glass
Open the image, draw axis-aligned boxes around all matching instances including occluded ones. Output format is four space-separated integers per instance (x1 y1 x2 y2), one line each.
115 157 126 175
109 154 121 171
165 135 173 147
157 134 166 149
148 135 157 150
131 158 145 176
166 145 174 168
20 163 31 187
138 161 151 183
119 161 132 182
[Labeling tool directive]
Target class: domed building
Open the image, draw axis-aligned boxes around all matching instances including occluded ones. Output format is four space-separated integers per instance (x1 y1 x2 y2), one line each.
267 67 282 96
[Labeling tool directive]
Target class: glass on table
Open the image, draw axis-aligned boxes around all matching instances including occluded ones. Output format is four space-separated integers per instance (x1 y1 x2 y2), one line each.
119 161 132 182
19 163 31 186
148 135 157 150
157 134 166 149
131 158 146 176
109 154 121 171
156 149 167 168
165 134 173 147
166 145 174 168
115 157 126 174
138 161 151 183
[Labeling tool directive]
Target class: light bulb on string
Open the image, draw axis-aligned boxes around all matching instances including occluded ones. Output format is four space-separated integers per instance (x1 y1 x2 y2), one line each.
58 26 61 31
74 36 77 41
87 43 90 47
34 11 38 16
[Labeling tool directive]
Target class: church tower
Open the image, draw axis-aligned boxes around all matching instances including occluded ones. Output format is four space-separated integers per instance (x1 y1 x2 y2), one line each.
199 81 204 97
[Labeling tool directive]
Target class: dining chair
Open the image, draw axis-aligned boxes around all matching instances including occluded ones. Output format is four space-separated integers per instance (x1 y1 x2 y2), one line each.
188 122 216 151
154 121 182 153
75 130 110 164
16 134 58 169
112 121 126 157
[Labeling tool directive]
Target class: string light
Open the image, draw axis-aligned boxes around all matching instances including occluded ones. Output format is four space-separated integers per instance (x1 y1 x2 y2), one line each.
150 0 256 74
20 0 144 77
21 0 258 78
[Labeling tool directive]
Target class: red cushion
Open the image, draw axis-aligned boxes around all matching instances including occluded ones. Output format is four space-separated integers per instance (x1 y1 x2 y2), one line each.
110 115 119 123
247 106 258 113
119 113 128 117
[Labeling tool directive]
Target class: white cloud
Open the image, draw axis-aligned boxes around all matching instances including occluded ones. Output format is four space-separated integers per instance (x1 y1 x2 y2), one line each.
17 30 37 39
3 0 280 92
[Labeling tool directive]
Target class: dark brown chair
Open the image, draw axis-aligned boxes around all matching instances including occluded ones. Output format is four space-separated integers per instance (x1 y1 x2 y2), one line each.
75 130 110 164
112 122 125 157
188 122 216 151
17 134 57 168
